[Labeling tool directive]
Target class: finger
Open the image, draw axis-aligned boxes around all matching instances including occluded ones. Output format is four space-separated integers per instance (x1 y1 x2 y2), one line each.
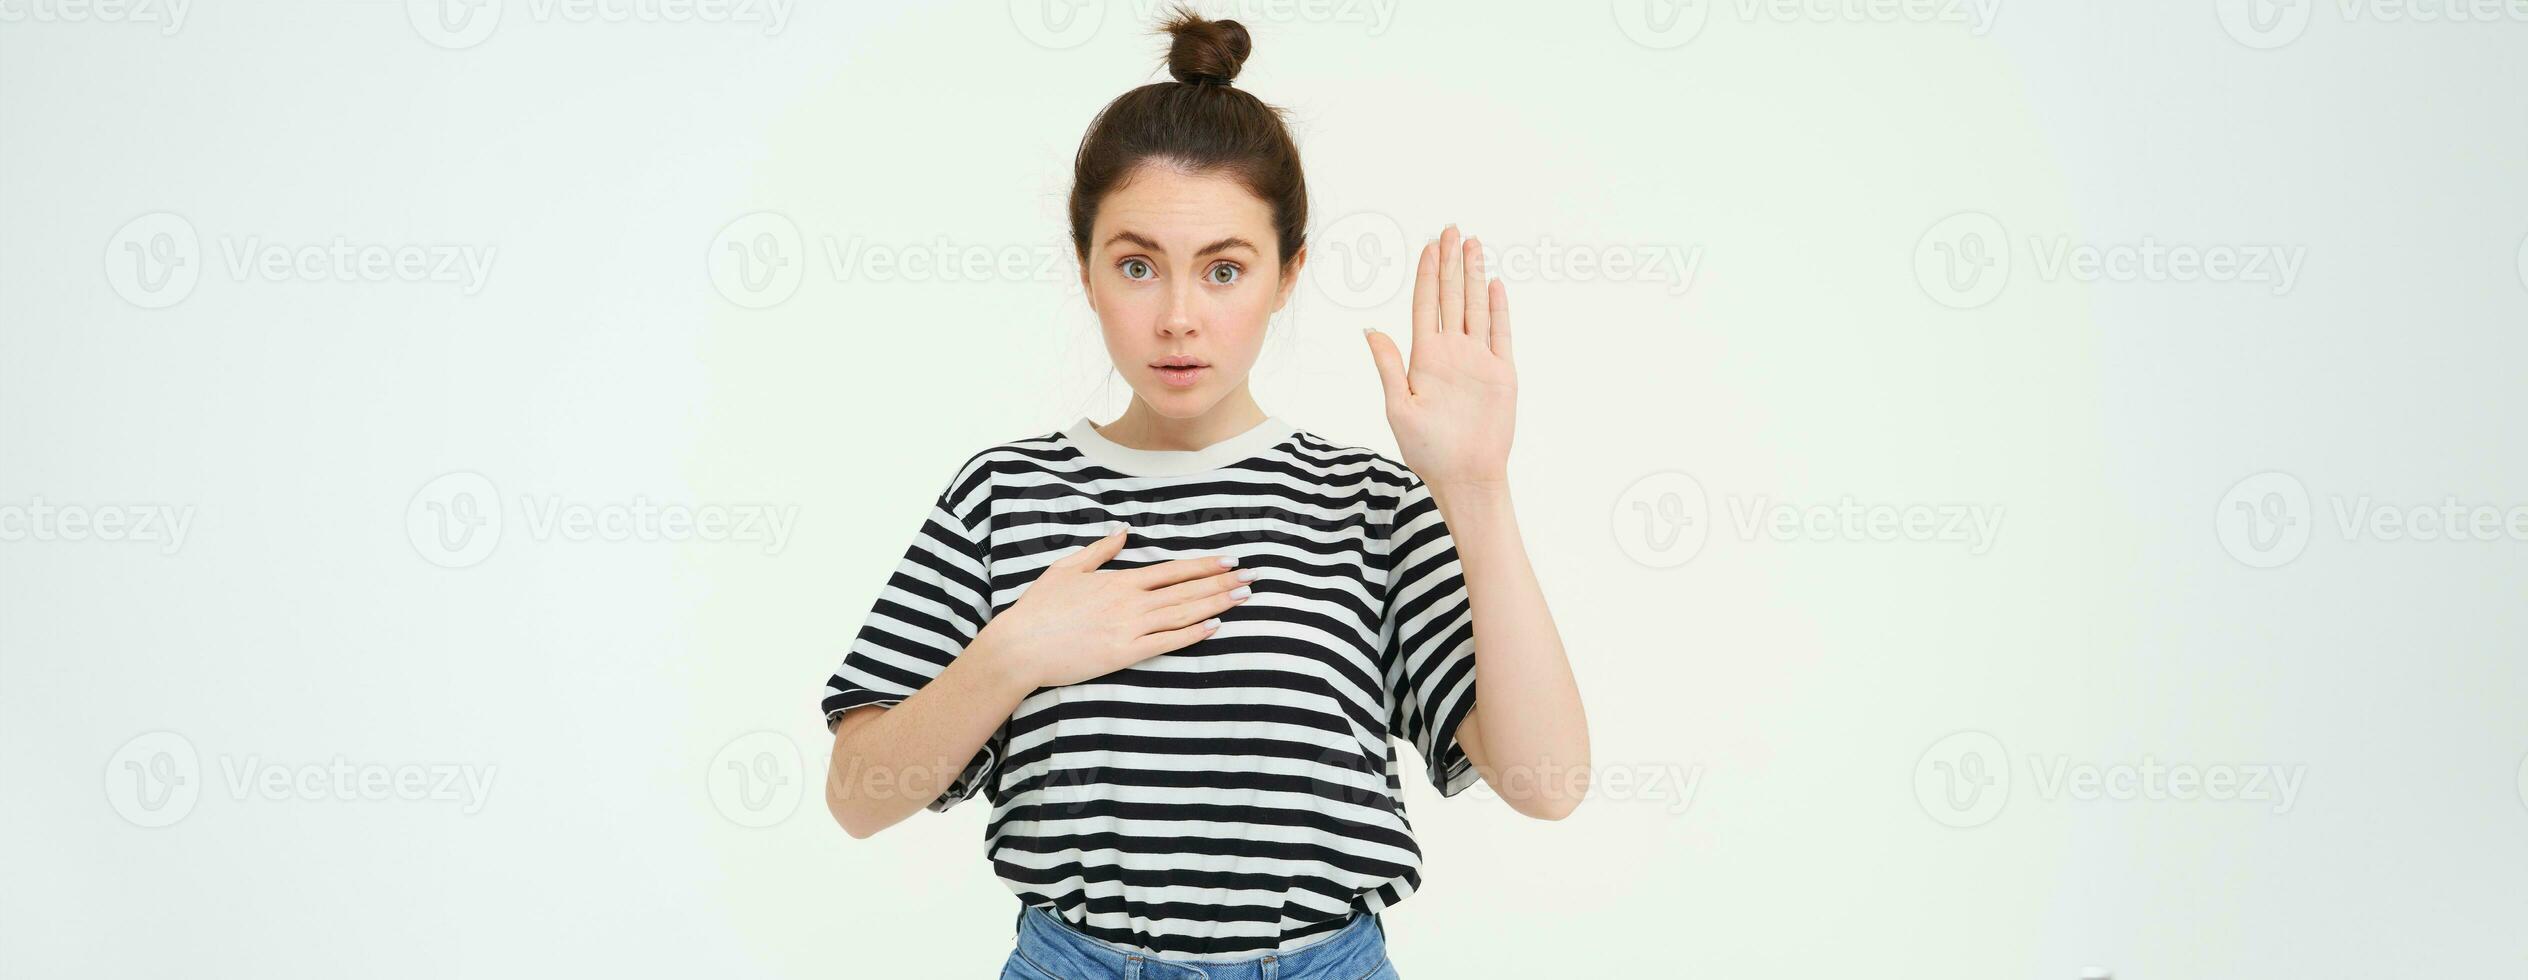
1146 567 1254 608
1437 225 1464 335
1129 617 1222 658
1364 328 1408 404
1142 588 1246 632
1057 523 1129 570
1463 236 1490 346
1411 240 1439 336
1488 277 1513 362
1115 553 1241 589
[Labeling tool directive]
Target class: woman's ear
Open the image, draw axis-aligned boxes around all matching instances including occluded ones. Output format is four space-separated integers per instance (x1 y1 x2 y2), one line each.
1272 245 1308 312
1077 253 1097 313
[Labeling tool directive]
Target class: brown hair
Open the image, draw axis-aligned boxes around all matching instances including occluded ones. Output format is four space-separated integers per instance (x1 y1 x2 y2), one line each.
1067 8 1308 269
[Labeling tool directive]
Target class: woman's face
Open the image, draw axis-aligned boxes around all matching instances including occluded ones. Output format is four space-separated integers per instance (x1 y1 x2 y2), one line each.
1080 163 1306 420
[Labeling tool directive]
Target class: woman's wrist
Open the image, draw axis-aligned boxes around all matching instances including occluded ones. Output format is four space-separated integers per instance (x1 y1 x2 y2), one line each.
958 626 1040 701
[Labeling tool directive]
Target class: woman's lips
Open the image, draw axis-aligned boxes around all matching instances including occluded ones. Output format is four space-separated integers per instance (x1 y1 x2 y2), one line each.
1155 364 1208 388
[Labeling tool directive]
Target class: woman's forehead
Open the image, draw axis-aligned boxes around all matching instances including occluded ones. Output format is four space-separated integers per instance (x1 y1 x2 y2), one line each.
1094 166 1273 247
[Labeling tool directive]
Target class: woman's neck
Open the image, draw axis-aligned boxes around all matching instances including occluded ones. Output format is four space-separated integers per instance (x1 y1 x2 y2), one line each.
1095 387 1269 452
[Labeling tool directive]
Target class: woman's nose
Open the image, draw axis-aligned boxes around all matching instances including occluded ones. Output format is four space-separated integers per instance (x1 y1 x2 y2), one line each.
1159 286 1197 336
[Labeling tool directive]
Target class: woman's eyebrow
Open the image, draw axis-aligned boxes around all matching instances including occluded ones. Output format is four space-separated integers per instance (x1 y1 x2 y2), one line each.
1100 231 1258 257
1104 230 1164 253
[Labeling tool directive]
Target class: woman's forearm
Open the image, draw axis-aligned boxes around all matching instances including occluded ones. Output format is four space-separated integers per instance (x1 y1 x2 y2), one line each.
824 635 1033 838
1429 480 1591 820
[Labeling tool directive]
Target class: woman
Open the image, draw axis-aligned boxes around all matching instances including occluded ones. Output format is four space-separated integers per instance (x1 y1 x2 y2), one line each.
819 11 1588 977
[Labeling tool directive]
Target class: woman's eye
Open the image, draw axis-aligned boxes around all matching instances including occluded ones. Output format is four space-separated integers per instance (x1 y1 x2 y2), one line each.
1119 258 1153 280
1207 263 1241 285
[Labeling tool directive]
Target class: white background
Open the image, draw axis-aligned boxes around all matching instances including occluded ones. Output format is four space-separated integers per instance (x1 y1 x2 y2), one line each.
4 1 2525 976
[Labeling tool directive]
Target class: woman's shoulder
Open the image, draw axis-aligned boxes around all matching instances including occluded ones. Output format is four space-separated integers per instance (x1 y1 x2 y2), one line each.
1280 428 1424 498
898 427 1066 513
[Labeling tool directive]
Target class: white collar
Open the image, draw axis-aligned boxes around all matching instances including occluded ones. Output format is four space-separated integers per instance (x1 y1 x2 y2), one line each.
1061 414 1299 477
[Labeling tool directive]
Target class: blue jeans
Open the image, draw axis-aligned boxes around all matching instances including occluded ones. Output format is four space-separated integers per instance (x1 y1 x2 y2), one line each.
1002 903 1402 980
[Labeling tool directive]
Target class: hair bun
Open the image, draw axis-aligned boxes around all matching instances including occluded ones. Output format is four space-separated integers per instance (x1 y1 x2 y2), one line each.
1163 11 1251 86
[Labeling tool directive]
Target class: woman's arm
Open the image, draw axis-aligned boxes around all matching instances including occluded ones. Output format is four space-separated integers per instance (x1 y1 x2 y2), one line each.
1364 224 1591 821
825 635 1033 839
1429 480 1589 820
825 527 1252 837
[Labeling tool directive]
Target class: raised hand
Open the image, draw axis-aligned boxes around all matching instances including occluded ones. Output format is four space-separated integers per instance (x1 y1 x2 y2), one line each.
1363 224 1517 491
975 525 1257 689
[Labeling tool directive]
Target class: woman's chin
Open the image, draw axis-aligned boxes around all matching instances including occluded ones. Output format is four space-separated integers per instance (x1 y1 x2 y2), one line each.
1138 387 1218 419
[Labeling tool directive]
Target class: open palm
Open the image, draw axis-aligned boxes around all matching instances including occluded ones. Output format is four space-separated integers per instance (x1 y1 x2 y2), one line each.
1364 225 1517 490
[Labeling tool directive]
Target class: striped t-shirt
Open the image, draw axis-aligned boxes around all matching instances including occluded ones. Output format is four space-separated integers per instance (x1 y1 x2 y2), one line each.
820 414 1481 960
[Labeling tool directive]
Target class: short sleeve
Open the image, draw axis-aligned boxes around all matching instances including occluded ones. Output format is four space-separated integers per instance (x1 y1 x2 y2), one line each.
1382 477 1482 798
819 462 1003 813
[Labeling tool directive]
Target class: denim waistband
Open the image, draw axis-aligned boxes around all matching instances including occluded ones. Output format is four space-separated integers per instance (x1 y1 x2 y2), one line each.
1008 902 1388 980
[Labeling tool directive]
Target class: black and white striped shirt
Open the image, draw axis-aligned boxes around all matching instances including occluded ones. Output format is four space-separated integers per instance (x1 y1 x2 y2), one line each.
820 414 1480 960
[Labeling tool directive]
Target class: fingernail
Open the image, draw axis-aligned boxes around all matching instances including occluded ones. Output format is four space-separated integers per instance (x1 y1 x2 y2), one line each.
1231 586 1252 600
1203 618 1223 631
1236 568 1258 581
1217 555 1239 568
